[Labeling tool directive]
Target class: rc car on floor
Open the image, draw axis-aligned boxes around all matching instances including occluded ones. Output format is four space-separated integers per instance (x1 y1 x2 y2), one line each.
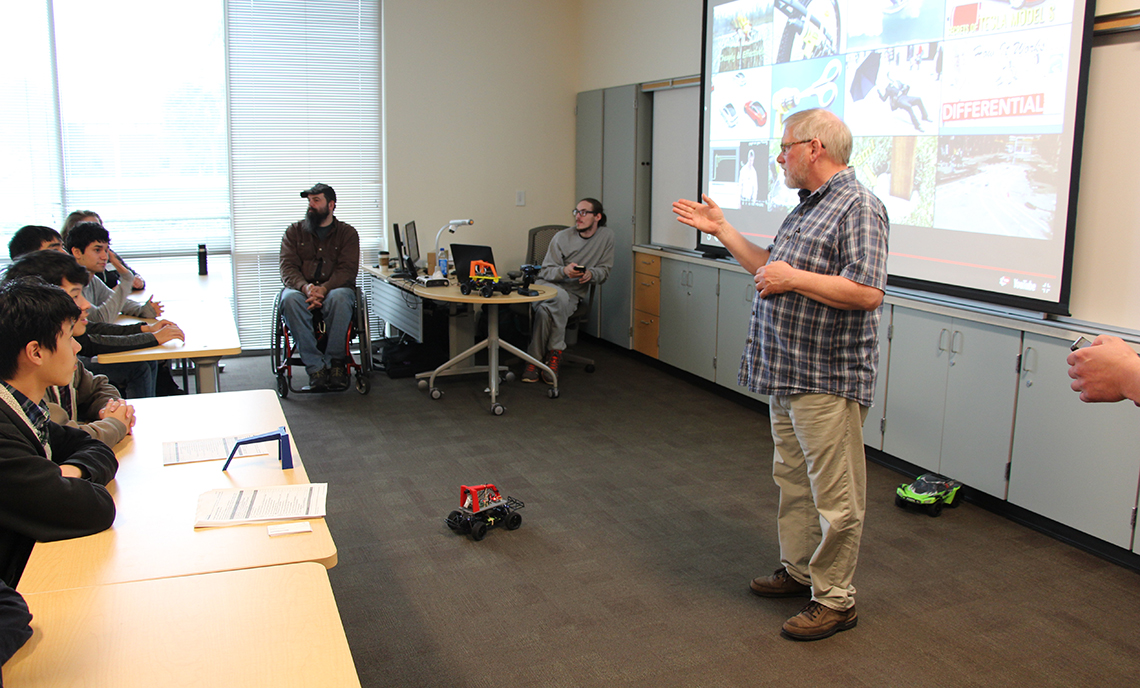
445 483 525 541
895 473 963 517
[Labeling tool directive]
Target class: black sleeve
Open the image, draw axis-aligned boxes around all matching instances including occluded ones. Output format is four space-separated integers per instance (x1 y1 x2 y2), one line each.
76 324 159 356
0 581 32 668
0 422 117 545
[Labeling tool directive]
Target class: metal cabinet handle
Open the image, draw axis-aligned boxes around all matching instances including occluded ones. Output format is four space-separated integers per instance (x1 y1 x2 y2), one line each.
938 328 950 353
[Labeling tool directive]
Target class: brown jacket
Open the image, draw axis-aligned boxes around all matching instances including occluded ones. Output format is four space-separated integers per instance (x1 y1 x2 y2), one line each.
279 217 360 292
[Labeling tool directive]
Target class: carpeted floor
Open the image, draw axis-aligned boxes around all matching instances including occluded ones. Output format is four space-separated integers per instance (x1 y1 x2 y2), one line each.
217 341 1140 687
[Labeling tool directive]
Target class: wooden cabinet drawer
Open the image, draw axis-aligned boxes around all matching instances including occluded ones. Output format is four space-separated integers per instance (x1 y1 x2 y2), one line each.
634 275 660 315
634 253 660 277
632 310 659 358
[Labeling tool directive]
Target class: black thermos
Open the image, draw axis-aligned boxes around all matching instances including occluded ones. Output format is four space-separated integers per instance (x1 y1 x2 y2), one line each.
198 244 208 276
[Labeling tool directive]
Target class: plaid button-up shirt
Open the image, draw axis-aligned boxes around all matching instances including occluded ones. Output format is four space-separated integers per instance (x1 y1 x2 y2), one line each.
1 381 50 449
739 167 889 407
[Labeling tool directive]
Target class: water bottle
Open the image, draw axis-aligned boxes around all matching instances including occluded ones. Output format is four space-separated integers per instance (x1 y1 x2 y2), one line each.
197 244 208 276
437 247 448 276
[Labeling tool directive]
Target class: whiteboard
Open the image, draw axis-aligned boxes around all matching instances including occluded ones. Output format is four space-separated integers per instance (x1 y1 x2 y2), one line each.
1067 31 1140 332
650 86 700 250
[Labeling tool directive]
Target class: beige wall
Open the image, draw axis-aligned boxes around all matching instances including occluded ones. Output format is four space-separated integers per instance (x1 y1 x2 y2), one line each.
578 0 702 91
383 0 700 271
384 1 580 271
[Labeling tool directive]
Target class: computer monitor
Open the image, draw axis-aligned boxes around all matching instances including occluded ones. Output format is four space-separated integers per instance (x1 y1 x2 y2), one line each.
403 221 421 275
390 222 414 280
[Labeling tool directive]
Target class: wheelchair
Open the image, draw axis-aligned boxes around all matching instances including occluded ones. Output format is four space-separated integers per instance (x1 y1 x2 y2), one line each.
271 286 373 398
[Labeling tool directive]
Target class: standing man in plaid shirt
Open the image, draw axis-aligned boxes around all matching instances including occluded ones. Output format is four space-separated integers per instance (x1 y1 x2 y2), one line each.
674 108 889 641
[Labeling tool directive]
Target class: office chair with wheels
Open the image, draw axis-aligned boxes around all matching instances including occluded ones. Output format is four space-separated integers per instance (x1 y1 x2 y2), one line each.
514 224 596 373
270 286 373 398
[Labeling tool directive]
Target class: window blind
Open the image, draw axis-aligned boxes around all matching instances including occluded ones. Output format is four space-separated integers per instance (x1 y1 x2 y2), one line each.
228 0 382 349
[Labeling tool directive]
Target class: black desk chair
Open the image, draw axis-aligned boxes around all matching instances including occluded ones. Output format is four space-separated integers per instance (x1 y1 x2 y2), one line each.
514 224 596 373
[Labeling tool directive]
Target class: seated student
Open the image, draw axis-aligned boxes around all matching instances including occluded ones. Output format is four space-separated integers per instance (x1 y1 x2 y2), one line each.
64 222 161 324
6 251 183 399
3 251 139 441
8 225 64 260
0 277 118 588
521 198 614 384
61 210 145 291
0 581 33 680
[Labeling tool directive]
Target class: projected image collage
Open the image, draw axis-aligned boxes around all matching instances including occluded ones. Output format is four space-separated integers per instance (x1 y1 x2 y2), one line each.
706 0 1074 245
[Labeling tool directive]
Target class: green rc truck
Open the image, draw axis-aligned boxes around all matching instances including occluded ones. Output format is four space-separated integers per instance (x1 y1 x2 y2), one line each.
895 473 963 517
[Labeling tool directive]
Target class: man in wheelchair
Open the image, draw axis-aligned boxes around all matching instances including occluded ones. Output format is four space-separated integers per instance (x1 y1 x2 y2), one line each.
279 183 360 392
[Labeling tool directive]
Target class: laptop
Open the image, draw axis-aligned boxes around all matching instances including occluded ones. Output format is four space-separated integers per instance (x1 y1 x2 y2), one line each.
449 243 497 280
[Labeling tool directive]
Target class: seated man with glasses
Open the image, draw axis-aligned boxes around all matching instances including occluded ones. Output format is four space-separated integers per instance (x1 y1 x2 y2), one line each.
522 198 614 384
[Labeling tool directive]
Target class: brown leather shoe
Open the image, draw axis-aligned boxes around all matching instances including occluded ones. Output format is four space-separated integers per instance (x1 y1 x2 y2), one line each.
781 601 857 641
749 567 812 598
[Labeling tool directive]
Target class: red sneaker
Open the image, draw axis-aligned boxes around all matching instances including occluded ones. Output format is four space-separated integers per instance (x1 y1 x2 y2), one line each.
542 349 562 385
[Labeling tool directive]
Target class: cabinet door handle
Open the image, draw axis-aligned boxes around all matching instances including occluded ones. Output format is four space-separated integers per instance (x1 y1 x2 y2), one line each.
951 330 964 355
938 328 950 353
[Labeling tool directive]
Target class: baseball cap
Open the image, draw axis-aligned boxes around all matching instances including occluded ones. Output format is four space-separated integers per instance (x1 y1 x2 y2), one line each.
300 183 336 203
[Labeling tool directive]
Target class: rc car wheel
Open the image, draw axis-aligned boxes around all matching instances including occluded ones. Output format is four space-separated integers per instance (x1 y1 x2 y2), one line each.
480 284 494 298
894 494 905 509
946 490 962 508
926 499 944 517
446 511 463 531
505 512 522 530
459 282 472 295
470 520 488 541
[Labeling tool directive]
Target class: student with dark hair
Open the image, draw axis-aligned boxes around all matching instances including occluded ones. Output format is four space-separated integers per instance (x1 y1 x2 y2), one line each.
65 222 160 324
0 277 118 588
8 225 64 259
0 580 33 678
61 210 145 291
521 197 614 384
3 251 145 434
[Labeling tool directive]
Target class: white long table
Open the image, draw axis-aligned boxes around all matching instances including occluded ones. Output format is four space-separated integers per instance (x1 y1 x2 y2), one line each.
17 390 337 594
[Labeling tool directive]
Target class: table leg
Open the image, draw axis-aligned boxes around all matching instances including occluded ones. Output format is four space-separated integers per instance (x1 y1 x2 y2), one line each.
194 357 222 393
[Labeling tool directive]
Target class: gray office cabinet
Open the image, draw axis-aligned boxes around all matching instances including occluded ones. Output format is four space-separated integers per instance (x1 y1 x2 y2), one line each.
575 90 603 202
573 84 651 349
862 305 892 451
659 259 718 380
882 307 1020 497
715 269 764 400
1009 333 1140 550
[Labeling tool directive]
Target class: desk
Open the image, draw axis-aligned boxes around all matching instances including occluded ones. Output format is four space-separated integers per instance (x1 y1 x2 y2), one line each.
364 267 557 414
5 563 360 687
18 390 337 594
98 297 241 393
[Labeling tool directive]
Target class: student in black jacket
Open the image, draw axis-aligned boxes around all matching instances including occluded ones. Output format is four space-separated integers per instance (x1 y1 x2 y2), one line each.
0 278 118 588
0 581 32 681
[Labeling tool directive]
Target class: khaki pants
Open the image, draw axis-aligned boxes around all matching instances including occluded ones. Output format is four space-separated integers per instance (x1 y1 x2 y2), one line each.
769 393 869 611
